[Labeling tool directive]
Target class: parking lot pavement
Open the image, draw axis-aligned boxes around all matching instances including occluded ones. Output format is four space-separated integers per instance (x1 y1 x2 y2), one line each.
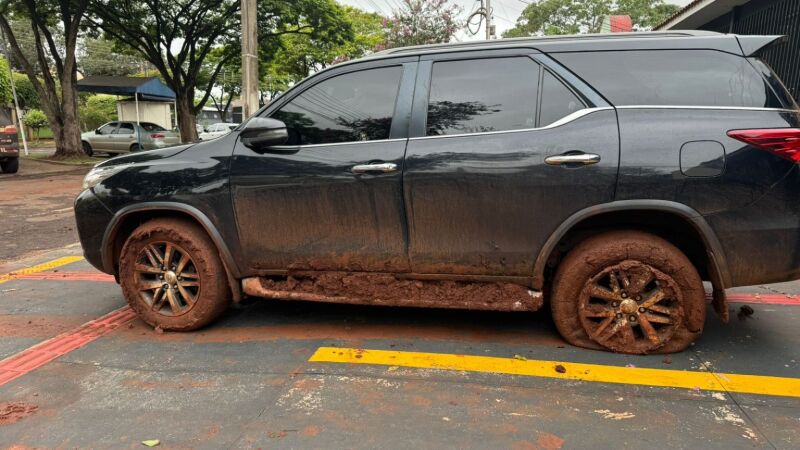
0 249 799 449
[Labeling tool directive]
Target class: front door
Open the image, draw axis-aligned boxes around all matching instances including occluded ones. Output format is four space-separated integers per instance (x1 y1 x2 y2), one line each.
403 51 619 277
230 59 417 273
92 122 118 151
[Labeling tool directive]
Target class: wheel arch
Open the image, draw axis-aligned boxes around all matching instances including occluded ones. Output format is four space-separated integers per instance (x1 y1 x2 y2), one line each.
101 203 242 300
533 200 731 294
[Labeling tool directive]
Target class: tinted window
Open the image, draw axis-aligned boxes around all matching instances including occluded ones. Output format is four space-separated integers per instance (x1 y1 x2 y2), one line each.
272 66 402 145
426 57 539 136
115 123 134 134
97 123 117 134
554 50 780 107
141 123 166 132
539 71 584 126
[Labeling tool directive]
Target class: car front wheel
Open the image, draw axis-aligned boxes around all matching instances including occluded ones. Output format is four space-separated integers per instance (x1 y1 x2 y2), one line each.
1 157 18 174
119 218 231 331
550 230 705 354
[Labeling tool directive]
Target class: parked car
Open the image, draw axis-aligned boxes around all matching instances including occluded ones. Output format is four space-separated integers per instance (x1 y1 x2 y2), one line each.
199 122 239 141
195 124 204 136
74 31 800 354
0 124 19 174
81 121 180 156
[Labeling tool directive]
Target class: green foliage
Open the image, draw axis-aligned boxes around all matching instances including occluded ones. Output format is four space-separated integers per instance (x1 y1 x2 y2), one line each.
0 57 12 105
79 94 117 131
503 0 680 37
11 73 39 109
79 37 143 77
384 0 462 48
23 108 48 140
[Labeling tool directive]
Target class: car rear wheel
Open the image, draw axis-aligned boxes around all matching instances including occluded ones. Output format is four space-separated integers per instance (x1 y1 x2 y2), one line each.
129 143 142 152
119 218 231 331
550 230 705 354
82 141 93 156
1 157 18 174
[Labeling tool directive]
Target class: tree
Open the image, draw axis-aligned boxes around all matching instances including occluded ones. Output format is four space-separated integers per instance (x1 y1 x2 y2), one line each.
503 0 679 37
87 0 352 142
12 72 39 109
384 0 462 48
78 37 142 77
22 108 47 141
0 0 89 157
79 94 117 130
0 57 12 105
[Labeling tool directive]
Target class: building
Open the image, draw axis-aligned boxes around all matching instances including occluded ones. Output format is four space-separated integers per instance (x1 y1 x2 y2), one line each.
77 76 178 130
656 0 800 102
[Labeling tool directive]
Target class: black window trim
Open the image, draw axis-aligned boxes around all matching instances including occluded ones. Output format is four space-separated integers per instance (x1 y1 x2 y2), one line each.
411 51 605 140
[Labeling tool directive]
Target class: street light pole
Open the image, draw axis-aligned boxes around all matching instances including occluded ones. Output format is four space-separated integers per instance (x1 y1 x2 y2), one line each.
240 0 259 120
485 0 494 40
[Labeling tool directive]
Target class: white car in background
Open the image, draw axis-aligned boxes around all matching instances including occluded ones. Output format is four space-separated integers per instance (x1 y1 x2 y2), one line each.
199 122 239 141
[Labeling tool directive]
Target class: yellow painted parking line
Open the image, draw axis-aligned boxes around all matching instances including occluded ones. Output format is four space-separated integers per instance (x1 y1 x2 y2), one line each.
0 256 84 285
309 347 800 398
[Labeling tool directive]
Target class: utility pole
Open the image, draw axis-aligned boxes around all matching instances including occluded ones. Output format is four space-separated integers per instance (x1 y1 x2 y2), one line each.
485 0 494 40
240 0 259 119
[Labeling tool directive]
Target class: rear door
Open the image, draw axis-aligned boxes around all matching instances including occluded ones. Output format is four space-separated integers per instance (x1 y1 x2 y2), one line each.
113 122 135 151
403 50 619 277
229 57 417 273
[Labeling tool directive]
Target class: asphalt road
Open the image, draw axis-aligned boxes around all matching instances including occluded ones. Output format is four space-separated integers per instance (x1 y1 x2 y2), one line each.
0 161 798 449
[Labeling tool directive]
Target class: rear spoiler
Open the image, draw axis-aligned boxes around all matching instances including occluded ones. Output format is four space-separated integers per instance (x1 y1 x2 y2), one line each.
737 35 786 57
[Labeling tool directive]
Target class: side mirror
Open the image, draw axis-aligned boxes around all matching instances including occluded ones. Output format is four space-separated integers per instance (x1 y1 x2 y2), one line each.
95 129 102 135
240 117 289 151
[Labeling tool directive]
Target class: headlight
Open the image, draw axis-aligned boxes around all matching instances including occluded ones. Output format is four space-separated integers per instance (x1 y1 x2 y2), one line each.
82 164 130 190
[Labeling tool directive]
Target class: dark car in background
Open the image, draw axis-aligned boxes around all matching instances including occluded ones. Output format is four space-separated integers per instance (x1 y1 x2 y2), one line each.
0 124 19 173
74 31 800 354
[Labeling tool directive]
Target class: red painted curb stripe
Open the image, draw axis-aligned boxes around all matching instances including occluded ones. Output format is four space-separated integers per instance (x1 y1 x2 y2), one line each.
0 306 136 387
707 293 800 306
13 271 116 283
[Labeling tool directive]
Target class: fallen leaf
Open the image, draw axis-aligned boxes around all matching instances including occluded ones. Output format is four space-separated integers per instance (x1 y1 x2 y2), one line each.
141 440 160 447
513 354 527 361
554 364 566 374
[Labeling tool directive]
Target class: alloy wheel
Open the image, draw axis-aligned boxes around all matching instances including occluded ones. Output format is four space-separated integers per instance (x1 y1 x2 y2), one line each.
134 241 200 317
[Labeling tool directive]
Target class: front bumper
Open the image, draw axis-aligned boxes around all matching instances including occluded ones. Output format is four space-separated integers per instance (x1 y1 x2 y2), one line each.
74 189 114 274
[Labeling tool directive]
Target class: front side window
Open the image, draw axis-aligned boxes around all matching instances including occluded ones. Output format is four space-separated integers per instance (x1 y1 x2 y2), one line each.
426 57 540 136
97 123 117 134
271 66 403 145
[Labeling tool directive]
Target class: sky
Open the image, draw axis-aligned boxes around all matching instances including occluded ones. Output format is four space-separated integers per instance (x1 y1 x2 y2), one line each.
337 0 694 41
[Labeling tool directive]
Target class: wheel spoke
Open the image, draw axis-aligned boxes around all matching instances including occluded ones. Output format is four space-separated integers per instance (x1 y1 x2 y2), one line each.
135 263 161 274
144 245 162 267
166 288 181 314
139 281 164 291
630 271 654 294
176 253 191 275
179 280 199 287
600 319 624 340
609 272 620 294
617 270 631 290
586 284 619 303
619 322 635 344
583 304 614 318
179 271 199 280
638 315 661 345
646 304 672 315
640 290 666 309
176 284 195 307
163 243 174 269
642 313 671 324
151 287 167 311
591 316 615 338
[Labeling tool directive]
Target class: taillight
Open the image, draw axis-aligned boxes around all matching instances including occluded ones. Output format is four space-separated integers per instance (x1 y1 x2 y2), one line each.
150 133 165 139
2 125 16 134
727 128 800 163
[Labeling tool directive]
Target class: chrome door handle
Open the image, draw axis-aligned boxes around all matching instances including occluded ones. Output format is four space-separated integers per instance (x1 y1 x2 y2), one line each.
544 153 601 166
351 162 398 174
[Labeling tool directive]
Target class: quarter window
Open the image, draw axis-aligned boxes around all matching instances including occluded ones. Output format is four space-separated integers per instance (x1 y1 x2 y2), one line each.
539 70 584 126
426 57 540 136
271 66 402 145
554 50 781 107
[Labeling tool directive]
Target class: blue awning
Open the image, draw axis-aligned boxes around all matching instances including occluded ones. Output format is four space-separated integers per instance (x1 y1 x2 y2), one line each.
77 76 176 101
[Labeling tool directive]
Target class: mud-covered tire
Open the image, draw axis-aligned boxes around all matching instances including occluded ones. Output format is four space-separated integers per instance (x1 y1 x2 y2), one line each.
82 141 93 156
1 157 19 174
119 218 231 331
551 230 705 354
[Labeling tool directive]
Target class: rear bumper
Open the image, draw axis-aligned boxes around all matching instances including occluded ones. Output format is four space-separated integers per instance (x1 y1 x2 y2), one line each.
74 189 114 274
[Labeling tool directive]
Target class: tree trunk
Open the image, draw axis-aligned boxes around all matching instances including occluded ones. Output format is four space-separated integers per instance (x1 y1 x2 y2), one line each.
55 74 84 157
176 94 198 142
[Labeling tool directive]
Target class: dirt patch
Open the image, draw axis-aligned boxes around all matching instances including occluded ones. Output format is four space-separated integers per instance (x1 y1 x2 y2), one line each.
244 272 543 312
0 402 38 426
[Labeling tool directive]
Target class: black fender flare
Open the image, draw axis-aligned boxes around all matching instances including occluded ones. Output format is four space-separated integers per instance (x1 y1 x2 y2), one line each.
532 200 732 291
100 202 241 280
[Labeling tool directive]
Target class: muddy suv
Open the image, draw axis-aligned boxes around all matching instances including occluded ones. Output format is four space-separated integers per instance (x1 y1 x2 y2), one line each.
75 32 800 354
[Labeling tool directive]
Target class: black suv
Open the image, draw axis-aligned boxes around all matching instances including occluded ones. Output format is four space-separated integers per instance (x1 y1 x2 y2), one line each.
75 31 800 354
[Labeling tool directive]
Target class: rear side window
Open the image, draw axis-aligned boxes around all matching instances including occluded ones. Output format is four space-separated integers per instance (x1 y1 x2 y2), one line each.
115 123 134 134
141 123 165 132
426 57 540 136
539 71 584 126
554 50 783 108
272 66 402 145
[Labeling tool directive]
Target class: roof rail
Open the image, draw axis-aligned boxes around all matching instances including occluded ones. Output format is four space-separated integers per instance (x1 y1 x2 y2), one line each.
375 30 722 55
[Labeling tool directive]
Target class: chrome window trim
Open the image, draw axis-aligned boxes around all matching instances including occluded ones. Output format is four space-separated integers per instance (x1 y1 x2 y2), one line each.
615 105 798 112
408 107 613 141
269 138 408 150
